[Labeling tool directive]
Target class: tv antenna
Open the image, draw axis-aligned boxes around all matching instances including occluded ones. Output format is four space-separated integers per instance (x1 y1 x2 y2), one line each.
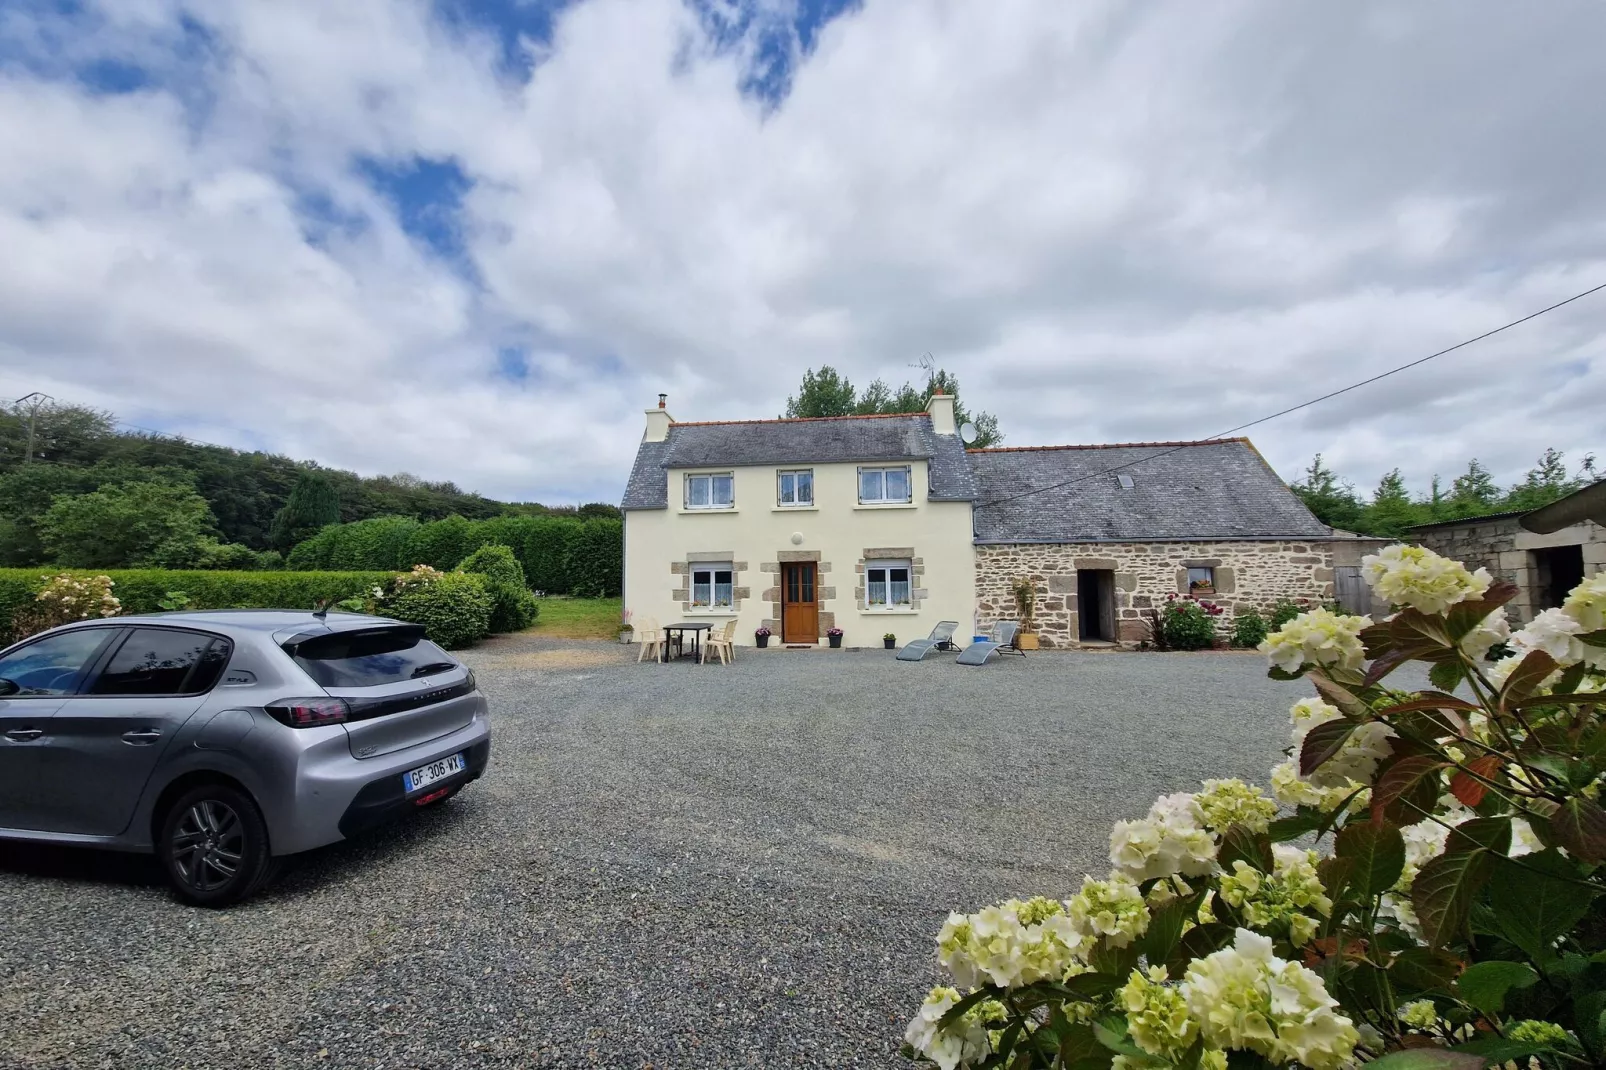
909 352 936 388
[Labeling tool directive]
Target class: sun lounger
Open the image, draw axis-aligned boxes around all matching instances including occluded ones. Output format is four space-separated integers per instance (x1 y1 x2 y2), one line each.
956 620 1022 666
895 621 960 661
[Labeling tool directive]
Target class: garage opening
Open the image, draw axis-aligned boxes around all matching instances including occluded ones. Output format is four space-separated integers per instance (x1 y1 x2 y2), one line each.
1077 569 1116 642
1533 545 1585 610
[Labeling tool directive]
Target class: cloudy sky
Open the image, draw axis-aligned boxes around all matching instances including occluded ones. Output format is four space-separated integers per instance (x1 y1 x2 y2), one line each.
2 0 1603 504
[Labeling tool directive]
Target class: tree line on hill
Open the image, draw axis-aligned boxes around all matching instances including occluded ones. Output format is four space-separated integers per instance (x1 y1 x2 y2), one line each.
0 400 620 570
1290 447 1598 538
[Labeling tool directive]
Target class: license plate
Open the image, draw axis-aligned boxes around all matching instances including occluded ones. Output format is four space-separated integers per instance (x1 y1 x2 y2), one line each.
404 752 465 793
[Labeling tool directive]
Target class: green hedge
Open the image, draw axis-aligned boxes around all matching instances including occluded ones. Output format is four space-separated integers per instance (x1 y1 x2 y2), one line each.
385 572 493 650
457 544 540 633
0 568 393 621
286 514 622 596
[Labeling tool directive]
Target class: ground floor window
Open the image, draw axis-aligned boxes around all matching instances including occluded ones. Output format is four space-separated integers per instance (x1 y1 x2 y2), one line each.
1187 566 1216 595
865 560 913 607
692 564 734 608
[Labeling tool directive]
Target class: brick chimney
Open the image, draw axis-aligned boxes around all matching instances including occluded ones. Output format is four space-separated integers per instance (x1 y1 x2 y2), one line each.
644 394 674 442
926 391 956 435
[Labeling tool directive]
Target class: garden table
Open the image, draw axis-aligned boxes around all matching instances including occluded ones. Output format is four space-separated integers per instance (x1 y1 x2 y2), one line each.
661 622 712 663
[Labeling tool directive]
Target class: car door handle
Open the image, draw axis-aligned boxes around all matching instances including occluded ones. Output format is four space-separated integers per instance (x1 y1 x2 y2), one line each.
4 728 42 742
122 729 163 745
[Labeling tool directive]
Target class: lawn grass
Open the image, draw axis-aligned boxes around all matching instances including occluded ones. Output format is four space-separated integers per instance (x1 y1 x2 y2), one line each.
526 596 622 639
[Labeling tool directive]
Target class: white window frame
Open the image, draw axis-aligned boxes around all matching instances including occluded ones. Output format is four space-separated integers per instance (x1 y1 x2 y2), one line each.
690 563 736 609
864 559 914 609
857 465 912 505
684 472 735 510
777 469 814 507
1187 566 1216 595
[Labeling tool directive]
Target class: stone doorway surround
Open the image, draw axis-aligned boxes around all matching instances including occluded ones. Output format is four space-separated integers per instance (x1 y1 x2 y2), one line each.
761 550 834 639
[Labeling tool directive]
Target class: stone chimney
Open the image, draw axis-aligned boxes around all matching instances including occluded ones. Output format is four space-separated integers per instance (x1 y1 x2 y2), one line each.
644 394 674 442
925 391 956 435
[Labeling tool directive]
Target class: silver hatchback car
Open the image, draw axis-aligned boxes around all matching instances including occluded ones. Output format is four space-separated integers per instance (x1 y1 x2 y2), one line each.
0 610 491 905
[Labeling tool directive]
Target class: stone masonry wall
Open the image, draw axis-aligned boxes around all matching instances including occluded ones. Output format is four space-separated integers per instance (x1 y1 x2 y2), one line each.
975 540 1336 648
1414 517 1606 625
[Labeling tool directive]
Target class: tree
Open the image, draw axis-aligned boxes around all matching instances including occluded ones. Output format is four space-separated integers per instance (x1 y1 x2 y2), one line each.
1289 454 1364 531
1360 469 1427 538
1444 458 1500 520
784 366 858 418
269 471 342 551
37 481 218 567
1503 447 1580 512
0 401 116 469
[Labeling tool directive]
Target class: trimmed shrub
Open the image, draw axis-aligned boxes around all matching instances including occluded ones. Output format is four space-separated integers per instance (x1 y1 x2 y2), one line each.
326 515 420 571
1158 596 1221 650
285 525 340 570
385 572 492 649
404 514 479 571
564 518 623 598
456 543 539 632
1230 606 1269 648
0 568 392 632
1268 597 1308 630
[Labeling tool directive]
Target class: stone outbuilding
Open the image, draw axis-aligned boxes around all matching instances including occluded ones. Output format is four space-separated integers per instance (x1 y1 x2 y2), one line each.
1410 480 1606 624
967 439 1335 647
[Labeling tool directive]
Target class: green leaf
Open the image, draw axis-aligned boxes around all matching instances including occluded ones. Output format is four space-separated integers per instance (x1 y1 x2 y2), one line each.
937 986 997 1029
1488 850 1599 960
1139 893 1196 967
1450 1037 1546 1061
1318 855 1359 913
1092 1016 1145 1059
1456 959 1539 1015
1311 673 1370 716
1177 922 1234 963
1364 1052 1487 1070
1335 819 1406 896
1552 796 1606 863
1412 847 1499 947
1429 659 1466 692
1088 939 1140 979
1446 581 1519 640
1218 824 1274 874
1301 718 1360 776
1223 1050 1278 1070
1389 947 1463 994
1444 816 1512 856
1268 811 1325 842
1578 628 1606 649
1391 609 1455 649
1267 665 1305 682
1053 1021 1115 1070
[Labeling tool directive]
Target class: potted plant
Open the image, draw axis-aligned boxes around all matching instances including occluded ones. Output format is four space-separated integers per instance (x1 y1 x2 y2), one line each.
1011 576 1040 650
882 631 896 649
619 609 634 645
827 626 843 649
754 626 771 648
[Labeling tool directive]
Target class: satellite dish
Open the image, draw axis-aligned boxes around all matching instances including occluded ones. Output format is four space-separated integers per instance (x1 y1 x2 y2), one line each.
958 422 979 444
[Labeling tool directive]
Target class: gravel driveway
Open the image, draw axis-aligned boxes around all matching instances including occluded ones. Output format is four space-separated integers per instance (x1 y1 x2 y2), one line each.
1 639 1324 1069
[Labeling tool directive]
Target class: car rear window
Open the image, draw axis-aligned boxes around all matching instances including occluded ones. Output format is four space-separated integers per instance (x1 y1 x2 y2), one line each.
290 629 460 687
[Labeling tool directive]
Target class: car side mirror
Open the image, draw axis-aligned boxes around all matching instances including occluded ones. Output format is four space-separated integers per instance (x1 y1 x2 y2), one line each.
0 678 18 697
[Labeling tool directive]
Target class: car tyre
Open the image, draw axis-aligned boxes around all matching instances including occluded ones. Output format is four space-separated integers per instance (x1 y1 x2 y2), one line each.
158 783 276 908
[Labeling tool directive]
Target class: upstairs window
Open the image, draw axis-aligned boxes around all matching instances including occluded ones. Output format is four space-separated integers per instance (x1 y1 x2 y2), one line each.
858 465 911 505
777 469 814 507
1187 567 1216 595
685 472 734 510
691 565 734 608
865 560 913 608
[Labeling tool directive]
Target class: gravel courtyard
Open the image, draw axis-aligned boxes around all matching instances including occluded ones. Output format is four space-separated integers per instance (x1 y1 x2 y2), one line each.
1 638 1321 1069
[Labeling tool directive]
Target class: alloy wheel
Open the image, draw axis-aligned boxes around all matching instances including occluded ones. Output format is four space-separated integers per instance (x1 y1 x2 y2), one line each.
170 800 245 893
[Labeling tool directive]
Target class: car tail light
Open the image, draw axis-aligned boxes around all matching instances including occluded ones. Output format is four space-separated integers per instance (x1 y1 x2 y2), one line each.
266 698 351 728
464 669 476 692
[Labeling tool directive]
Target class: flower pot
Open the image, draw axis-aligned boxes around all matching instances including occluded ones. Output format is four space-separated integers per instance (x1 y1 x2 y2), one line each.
1017 633 1039 651
756 635 770 648
619 631 634 645
828 635 843 648
883 638 896 649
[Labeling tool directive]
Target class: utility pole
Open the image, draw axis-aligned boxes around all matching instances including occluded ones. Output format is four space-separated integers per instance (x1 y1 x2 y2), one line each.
14 392 53 464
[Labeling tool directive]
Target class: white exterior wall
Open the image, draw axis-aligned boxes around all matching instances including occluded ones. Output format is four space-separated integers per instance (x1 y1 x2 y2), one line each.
624 459 976 647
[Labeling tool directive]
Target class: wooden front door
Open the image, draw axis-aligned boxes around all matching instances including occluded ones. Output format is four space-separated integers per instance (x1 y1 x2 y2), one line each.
781 562 818 643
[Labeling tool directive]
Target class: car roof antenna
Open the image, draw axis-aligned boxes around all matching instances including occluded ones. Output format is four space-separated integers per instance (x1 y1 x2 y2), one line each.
312 598 331 620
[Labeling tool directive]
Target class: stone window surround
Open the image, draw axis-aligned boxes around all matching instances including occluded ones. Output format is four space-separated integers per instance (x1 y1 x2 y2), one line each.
670 551 751 613
760 550 836 639
854 546 928 613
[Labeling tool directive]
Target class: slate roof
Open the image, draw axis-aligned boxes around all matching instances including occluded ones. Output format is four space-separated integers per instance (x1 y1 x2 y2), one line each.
967 439 1331 542
620 413 977 510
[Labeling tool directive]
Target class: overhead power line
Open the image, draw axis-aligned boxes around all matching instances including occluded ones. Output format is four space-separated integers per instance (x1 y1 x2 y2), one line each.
974 279 1606 511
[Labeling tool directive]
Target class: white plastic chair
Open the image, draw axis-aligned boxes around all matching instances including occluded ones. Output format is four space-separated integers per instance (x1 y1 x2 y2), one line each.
636 617 667 663
704 620 737 665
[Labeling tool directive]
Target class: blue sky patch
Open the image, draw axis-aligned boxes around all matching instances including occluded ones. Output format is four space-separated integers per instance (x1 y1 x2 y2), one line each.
496 347 532 382
358 155 473 263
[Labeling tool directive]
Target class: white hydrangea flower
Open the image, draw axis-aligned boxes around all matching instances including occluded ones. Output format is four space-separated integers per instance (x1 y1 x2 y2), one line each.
1397 999 1438 1031
1259 609 1371 674
904 987 990 1070
1563 572 1606 631
1511 608 1587 666
1361 544 1493 614
1194 779 1279 834
1110 793 1218 881
1459 607 1511 662
1269 760 1367 813
1066 875 1150 948
1182 929 1359 1070
1121 966 1199 1061
936 898 1088 990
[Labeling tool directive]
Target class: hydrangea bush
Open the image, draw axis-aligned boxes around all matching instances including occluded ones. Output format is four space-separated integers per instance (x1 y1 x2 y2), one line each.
30 573 121 631
902 545 1606 1070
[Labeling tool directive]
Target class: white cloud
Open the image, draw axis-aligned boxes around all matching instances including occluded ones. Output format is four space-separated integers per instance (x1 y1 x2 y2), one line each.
0 0 1602 505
